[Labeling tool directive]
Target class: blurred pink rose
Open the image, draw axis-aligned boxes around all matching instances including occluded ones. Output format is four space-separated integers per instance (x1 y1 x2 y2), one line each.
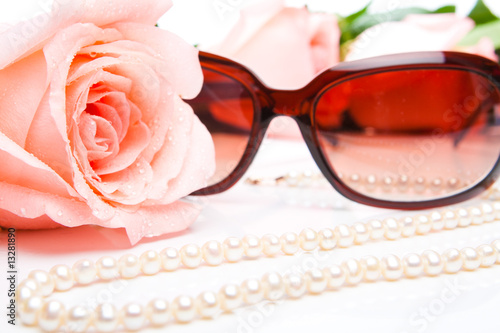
209 0 340 139
0 0 215 244
346 13 498 61
210 0 340 89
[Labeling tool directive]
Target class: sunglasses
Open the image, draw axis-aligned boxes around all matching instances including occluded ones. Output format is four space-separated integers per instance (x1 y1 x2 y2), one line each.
185 51 500 210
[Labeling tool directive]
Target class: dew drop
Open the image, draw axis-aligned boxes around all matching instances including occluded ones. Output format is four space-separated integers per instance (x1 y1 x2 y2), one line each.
178 116 184 122
89 51 97 58
93 209 100 216
20 208 26 216
57 210 63 217
139 169 145 174
168 136 172 141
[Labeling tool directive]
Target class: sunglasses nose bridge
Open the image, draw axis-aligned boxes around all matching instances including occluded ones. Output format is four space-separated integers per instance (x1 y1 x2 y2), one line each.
269 90 310 117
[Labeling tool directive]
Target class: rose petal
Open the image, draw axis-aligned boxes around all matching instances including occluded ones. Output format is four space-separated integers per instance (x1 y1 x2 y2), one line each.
117 200 202 245
113 22 203 99
92 101 151 175
148 96 215 203
0 0 172 69
0 131 77 198
0 50 47 147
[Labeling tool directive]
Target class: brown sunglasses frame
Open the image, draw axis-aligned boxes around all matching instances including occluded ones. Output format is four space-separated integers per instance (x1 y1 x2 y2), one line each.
190 50 500 210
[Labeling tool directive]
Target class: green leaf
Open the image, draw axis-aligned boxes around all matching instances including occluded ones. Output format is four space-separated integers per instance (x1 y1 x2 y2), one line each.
337 3 370 45
458 20 500 49
468 0 498 25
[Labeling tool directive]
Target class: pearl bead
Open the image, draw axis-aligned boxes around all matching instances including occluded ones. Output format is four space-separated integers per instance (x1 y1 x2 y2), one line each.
342 259 363 285
172 295 196 323
241 278 264 304
280 232 300 255
492 240 500 264
96 256 119 280
261 272 285 300
365 174 377 191
67 306 92 333
121 303 146 331
318 228 337 250
140 250 161 274
28 270 54 296
442 210 458 229
18 278 40 295
17 285 35 306
422 250 443 276
146 299 169 326
461 247 480 270
469 207 483 225
19 296 43 325
381 255 403 281
430 211 444 231
415 215 432 235
368 219 384 240
50 265 74 291
283 273 306 298
94 303 119 333
180 244 202 268
219 284 243 311
494 201 500 220
481 203 495 223
38 300 65 332
335 224 354 247
160 247 181 271
324 264 346 289
305 268 328 294
118 254 141 279
477 244 497 267
202 240 224 266
403 253 424 278
196 291 220 318
353 222 370 244
261 234 281 256
382 218 401 240
456 208 472 227
72 259 96 285
399 216 416 237
223 237 244 262
397 174 410 192
361 256 381 282
299 228 319 251
443 248 463 273
414 176 426 193
242 235 262 258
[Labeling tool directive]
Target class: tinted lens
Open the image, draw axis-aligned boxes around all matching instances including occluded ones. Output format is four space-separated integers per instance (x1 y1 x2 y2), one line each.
186 68 254 187
315 69 500 202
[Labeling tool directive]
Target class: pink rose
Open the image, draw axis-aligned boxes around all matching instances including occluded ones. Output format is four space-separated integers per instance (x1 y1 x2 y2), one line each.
210 0 340 89
208 0 340 139
0 0 215 244
346 13 498 61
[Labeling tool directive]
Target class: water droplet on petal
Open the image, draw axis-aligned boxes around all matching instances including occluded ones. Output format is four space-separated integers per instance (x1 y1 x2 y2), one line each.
20 208 26 217
57 210 63 217
178 117 184 122
139 169 145 174
89 51 97 58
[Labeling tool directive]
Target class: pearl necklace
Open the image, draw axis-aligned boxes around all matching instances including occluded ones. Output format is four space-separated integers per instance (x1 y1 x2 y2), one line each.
17 195 500 332
245 170 473 195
